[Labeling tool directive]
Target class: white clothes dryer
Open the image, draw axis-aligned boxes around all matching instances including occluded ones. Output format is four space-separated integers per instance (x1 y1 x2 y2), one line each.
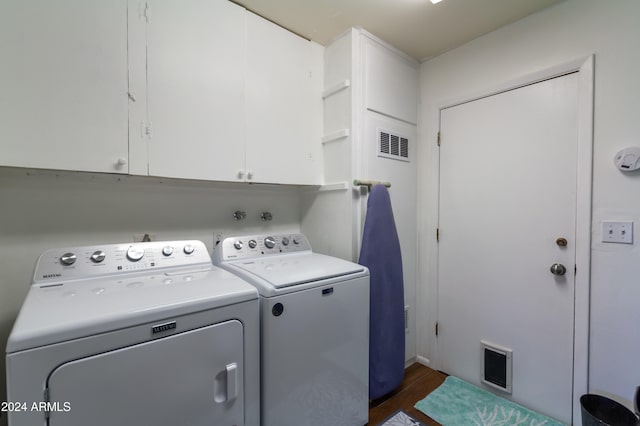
213 234 369 426
6 240 259 426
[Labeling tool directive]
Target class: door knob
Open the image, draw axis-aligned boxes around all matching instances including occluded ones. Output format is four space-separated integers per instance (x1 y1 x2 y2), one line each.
550 263 567 276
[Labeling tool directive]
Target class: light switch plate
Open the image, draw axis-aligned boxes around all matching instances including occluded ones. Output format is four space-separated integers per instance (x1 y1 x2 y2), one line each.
602 221 633 244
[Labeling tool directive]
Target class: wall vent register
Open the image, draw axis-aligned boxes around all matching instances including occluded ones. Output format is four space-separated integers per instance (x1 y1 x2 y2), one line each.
378 129 410 162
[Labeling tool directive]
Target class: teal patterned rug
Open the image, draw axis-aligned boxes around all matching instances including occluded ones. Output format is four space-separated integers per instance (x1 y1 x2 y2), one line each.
414 376 566 426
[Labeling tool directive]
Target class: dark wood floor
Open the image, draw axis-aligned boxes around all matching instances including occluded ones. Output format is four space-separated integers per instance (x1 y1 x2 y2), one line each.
368 363 447 425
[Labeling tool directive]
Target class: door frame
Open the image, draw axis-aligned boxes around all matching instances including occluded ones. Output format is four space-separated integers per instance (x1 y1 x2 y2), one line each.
434 55 593 424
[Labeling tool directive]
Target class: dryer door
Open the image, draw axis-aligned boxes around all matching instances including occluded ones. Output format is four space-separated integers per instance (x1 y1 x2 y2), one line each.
47 320 244 426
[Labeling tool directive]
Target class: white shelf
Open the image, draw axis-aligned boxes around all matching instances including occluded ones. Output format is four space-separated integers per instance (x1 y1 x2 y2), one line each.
322 129 350 144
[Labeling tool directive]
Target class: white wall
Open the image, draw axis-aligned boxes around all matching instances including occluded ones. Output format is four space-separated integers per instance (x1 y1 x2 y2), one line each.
418 0 640 408
0 167 302 423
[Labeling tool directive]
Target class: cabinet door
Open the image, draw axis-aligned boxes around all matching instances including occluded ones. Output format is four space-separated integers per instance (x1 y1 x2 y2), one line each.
245 13 321 185
146 0 246 181
0 0 129 173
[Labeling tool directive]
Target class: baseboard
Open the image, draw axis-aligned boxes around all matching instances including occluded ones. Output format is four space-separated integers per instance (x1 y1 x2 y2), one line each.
416 355 431 366
405 356 417 368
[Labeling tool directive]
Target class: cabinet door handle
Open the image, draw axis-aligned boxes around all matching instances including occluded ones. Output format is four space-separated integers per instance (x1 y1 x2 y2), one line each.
116 158 127 167
226 362 238 400
247 171 254 180
237 170 244 179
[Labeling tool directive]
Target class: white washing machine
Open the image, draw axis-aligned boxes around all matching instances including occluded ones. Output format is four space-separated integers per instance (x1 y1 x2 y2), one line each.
213 234 369 426
6 240 259 426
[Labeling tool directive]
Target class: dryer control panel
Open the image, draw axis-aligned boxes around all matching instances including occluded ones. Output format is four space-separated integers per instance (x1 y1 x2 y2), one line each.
215 234 311 261
34 240 211 283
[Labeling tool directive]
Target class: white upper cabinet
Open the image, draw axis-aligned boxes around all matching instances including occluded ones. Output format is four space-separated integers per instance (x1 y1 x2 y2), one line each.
245 13 323 185
143 0 246 181
0 0 322 185
364 39 419 125
0 0 129 173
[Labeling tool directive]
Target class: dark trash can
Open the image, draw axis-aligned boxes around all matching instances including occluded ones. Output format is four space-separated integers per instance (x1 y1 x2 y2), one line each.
580 394 639 426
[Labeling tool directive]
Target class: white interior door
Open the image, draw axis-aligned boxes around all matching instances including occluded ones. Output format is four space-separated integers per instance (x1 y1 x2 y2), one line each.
437 72 579 424
47 320 244 426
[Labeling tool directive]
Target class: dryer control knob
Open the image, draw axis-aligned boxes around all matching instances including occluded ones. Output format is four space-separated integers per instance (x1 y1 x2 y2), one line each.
60 252 77 266
281 237 290 246
127 246 145 262
183 244 195 255
292 236 301 245
248 239 257 249
233 240 244 250
264 236 276 249
90 250 106 263
162 246 174 256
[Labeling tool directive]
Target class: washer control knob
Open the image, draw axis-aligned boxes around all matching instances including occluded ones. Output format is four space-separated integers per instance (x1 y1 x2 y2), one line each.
90 250 106 263
233 240 244 250
162 246 174 256
293 236 301 245
60 253 77 266
126 246 145 262
248 239 257 249
183 244 195 255
264 236 276 249
281 236 290 246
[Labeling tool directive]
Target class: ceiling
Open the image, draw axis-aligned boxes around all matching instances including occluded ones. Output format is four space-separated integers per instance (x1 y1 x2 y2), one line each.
234 0 563 61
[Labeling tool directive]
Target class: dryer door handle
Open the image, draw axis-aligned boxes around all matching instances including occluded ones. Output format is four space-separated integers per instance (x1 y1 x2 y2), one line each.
226 362 238 400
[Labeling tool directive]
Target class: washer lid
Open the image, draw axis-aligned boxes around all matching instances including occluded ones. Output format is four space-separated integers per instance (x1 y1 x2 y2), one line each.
231 253 366 288
7 266 258 353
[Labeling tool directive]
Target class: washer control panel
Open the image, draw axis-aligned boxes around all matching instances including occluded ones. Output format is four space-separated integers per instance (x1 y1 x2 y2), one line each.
34 240 211 284
215 234 311 261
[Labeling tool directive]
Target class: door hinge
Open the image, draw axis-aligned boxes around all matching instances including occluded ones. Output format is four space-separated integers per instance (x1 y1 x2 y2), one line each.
435 322 439 337
437 131 441 146
436 228 439 242
575 264 577 275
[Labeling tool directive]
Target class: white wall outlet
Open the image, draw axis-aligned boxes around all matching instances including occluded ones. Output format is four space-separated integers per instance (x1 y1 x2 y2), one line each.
602 221 633 244
213 230 225 247
133 233 156 242
404 305 409 332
